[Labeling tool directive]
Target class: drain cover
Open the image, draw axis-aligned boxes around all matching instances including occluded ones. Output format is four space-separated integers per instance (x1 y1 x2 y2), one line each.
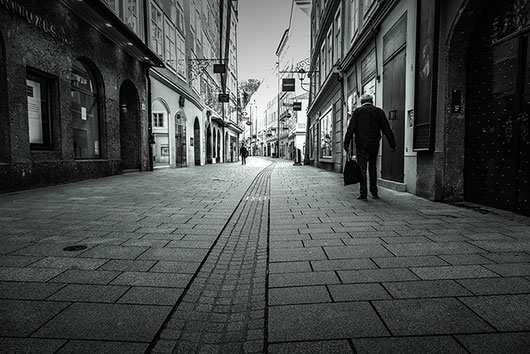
63 245 88 252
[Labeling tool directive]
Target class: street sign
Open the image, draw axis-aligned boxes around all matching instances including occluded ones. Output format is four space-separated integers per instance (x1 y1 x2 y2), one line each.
213 64 226 73
282 78 295 91
218 93 229 102
293 101 302 111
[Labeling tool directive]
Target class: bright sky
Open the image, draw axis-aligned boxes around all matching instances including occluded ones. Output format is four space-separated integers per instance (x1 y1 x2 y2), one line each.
237 0 294 82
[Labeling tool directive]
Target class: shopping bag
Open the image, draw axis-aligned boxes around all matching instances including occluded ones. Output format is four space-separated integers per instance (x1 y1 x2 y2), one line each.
343 156 362 185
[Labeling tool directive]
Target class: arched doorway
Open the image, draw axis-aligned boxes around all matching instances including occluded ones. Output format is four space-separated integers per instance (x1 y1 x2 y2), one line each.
465 0 529 215
0 31 8 163
119 80 141 170
152 98 170 167
175 111 187 167
194 117 200 165
206 125 212 164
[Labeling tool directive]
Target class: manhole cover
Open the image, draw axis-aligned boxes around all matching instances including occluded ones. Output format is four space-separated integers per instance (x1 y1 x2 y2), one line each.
63 245 88 252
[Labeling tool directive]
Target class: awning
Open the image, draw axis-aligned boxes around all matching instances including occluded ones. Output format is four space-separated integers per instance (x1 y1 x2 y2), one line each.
60 0 164 67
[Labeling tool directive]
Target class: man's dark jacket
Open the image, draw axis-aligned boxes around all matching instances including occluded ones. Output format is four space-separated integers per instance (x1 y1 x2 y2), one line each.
344 103 397 149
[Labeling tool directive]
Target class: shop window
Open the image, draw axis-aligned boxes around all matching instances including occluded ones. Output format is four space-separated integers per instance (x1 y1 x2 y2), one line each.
27 68 55 150
71 60 101 159
320 110 333 158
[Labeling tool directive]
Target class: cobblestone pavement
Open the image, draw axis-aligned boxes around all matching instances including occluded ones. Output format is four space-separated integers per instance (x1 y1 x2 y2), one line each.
1 157 530 353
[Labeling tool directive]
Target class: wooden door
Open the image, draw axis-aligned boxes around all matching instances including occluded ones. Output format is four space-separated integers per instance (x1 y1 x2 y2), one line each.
382 49 406 182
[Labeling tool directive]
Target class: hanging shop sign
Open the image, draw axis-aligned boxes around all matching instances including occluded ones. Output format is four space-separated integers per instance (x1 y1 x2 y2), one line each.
282 78 295 92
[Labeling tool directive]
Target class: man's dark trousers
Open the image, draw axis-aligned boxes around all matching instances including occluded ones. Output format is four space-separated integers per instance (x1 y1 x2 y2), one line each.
356 144 379 197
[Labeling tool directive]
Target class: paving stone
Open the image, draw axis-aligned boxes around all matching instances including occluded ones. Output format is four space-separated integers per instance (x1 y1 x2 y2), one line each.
372 255 447 268
269 271 339 287
382 280 472 298
33 303 171 341
438 254 494 265
410 265 499 280
269 240 304 248
150 261 201 273
50 269 121 285
459 294 530 331
0 266 65 282
352 336 467 354
338 268 419 283
29 256 107 270
0 281 64 300
482 252 530 263
469 240 530 253
98 259 156 272
0 337 66 354
79 245 149 259
483 263 530 277
111 271 192 287
328 283 391 301
456 332 530 354
268 261 311 274
56 340 148 354
324 245 394 259
384 242 483 256
268 340 353 354
372 298 494 335
269 247 327 262
303 239 345 247
341 238 384 245
118 286 184 305
0 255 42 267
268 286 331 305
1 299 69 337
311 258 376 271
457 277 530 295
48 284 129 303
268 302 389 342
138 247 209 262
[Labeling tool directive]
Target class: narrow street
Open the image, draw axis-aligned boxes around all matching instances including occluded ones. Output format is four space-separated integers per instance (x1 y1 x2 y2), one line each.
1 157 529 353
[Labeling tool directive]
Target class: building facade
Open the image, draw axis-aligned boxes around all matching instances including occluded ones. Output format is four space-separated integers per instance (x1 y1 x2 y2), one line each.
140 0 241 168
0 0 163 193
307 0 529 216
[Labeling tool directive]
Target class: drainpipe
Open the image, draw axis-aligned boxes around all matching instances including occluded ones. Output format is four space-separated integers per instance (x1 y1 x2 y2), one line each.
143 0 154 171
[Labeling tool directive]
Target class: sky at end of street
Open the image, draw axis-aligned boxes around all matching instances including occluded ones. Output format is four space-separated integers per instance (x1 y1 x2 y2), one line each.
237 0 294 83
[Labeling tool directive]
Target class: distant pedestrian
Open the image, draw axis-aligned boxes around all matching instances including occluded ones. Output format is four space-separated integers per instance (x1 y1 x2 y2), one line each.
344 94 396 200
240 144 248 165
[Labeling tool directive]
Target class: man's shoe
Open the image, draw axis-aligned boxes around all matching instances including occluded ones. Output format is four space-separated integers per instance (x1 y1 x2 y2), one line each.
371 194 379 199
357 195 367 200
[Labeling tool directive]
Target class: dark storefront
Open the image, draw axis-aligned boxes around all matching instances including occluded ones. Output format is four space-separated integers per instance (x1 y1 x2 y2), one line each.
0 0 163 193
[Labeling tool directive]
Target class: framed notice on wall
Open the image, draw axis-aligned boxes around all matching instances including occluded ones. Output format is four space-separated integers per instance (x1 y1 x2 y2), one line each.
413 0 439 151
27 79 43 144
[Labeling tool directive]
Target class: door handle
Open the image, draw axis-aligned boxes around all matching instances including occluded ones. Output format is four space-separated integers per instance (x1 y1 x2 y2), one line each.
388 109 397 120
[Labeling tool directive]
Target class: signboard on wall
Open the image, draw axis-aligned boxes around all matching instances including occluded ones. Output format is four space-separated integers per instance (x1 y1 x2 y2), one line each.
282 78 295 91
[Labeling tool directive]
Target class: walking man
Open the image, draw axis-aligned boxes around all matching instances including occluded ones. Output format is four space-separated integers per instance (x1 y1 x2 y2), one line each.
240 144 248 165
344 94 396 200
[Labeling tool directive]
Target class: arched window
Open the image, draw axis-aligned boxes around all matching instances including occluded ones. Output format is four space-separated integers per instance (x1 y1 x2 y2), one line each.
71 60 101 159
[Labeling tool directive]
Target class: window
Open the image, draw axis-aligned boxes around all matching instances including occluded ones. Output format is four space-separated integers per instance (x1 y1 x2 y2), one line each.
71 60 101 159
196 10 201 46
351 0 359 41
327 28 333 73
176 0 184 32
363 0 375 17
125 0 139 33
363 77 376 103
27 69 55 150
150 3 163 57
320 44 325 83
334 9 341 63
164 19 176 70
177 33 186 79
320 109 332 158
152 112 165 127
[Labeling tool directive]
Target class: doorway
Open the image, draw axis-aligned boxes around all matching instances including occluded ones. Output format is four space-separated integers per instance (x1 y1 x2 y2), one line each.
465 0 530 215
194 118 200 166
381 49 406 182
206 125 212 164
119 80 140 170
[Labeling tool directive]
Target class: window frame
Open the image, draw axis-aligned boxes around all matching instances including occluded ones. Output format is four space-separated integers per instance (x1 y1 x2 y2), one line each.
164 18 177 71
27 68 56 151
319 108 333 159
150 1 164 58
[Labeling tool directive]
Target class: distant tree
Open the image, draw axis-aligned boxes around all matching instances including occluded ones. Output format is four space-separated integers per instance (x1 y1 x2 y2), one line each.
239 79 261 108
